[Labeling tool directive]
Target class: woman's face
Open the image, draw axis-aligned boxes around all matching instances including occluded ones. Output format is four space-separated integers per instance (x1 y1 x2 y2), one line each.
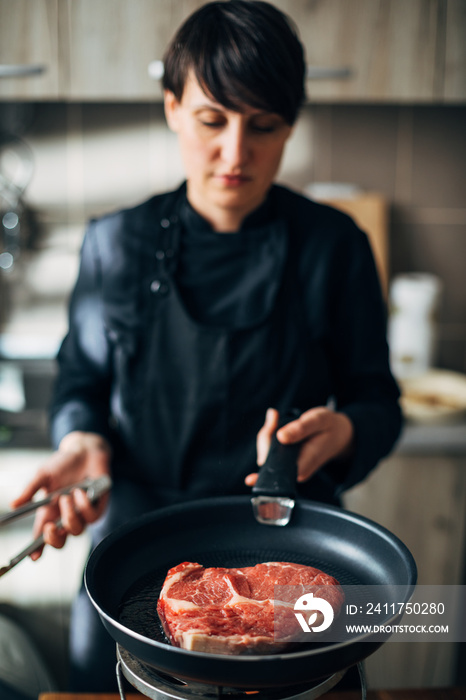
164 73 293 232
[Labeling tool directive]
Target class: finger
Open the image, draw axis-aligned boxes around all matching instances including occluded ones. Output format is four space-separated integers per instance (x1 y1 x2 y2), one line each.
295 412 355 480
10 472 51 509
9 449 80 509
29 503 60 561
244 473 258 487
42 520 67 550
277 408 329 444
29 545 45 562
296 432 334 482
59 493 86 536
73 487 108 524
32 503 60 541
256 408 279 465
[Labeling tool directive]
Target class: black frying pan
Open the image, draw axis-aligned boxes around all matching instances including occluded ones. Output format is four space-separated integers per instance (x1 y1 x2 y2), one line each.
85 495 416 688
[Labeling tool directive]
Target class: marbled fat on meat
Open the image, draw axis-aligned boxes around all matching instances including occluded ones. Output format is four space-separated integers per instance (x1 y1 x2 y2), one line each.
157 561 344 654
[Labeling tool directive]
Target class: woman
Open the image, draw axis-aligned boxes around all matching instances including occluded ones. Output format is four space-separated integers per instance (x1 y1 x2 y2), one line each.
12 1 402 691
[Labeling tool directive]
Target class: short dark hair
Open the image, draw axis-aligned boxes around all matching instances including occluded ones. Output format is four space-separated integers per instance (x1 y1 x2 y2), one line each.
162 0 306 125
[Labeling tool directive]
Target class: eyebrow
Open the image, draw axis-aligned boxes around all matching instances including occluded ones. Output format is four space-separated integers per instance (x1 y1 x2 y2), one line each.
192 104 224 112
192 104 281 119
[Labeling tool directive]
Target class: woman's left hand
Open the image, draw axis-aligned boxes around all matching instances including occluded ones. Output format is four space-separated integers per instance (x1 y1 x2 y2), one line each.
245 407 355 486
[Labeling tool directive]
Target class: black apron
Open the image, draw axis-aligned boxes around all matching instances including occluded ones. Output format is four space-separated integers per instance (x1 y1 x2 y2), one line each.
112 190 337 505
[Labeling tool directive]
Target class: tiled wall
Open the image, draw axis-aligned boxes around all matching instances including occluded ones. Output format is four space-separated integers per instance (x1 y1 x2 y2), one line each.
2 101 466 371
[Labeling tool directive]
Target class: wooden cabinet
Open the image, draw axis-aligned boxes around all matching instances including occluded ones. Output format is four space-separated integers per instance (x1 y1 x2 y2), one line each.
62 0 204 100
0 0 61 99
1 0 465 102
443 0 466 101
0 0 204 101
277 0 463 103
274 0 443 102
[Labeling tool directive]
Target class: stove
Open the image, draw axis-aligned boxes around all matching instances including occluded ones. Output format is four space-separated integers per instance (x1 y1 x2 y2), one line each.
116 645 366 700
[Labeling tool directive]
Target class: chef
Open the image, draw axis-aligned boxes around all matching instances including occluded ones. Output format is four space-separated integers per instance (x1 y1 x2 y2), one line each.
11 0 402 691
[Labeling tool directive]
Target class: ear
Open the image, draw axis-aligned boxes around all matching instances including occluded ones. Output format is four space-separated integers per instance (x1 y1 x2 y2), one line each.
164 90 181 132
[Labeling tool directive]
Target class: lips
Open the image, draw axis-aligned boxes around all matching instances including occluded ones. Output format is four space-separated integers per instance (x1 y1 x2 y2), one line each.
216 173 251 186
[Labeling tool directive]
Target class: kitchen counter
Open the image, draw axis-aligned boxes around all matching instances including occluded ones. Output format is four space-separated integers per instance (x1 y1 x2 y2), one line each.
396 420 466 455
38 688 466 699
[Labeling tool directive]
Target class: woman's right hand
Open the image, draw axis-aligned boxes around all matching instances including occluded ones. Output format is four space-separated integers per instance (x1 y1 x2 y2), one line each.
10 431 112 559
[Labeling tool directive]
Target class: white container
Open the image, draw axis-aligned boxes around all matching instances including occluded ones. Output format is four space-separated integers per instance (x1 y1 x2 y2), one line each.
388 273 443 379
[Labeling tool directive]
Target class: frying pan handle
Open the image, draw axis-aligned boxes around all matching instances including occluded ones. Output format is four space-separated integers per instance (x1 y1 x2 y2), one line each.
252 409 301 499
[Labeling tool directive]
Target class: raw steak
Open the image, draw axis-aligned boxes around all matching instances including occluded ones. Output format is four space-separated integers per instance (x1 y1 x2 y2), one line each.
157 561 344 655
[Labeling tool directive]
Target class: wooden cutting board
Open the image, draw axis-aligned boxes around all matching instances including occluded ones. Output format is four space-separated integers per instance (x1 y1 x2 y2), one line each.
317 192 389 297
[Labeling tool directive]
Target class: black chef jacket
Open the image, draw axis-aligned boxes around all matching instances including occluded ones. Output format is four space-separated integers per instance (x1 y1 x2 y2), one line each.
50 183 402 507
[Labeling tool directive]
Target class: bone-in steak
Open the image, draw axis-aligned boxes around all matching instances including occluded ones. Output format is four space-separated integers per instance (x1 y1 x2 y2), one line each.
157 561 343 654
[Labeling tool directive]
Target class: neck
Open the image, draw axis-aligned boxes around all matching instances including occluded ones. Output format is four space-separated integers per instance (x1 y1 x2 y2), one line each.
199 207 245 233
186 185 266 233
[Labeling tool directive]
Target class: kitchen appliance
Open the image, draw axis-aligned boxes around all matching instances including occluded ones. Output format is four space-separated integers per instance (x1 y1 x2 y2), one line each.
115 645 363 700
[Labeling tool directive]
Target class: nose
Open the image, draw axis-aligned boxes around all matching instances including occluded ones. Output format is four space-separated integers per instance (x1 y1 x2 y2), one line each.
220 121 250 169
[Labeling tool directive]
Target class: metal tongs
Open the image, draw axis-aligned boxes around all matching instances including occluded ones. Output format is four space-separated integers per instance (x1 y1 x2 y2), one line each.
0 475 112 577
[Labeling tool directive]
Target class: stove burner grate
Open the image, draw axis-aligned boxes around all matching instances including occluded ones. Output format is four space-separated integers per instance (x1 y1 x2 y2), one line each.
116 645 366 700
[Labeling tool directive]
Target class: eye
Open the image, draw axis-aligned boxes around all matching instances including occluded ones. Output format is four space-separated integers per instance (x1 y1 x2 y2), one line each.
200 120 224 129
250 118 284 134
196 110 226 129
251 124 277 134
